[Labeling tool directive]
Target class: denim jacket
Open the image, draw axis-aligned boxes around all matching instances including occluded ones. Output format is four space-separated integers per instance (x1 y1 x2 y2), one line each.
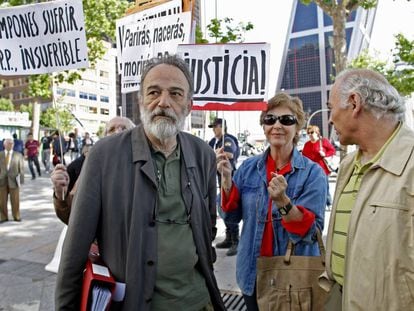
232 148 326 295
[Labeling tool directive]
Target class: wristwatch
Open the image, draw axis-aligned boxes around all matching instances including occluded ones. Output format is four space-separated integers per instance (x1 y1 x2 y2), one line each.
278 202 293 216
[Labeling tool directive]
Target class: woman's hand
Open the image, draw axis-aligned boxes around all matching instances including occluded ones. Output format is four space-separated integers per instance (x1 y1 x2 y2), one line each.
268 172 290 206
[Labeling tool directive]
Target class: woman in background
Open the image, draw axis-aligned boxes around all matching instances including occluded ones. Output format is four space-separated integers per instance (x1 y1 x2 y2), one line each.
302 125 336 207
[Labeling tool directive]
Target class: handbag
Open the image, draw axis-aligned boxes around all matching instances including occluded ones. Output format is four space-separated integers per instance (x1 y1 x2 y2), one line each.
319 139 339 173
256 229 328 311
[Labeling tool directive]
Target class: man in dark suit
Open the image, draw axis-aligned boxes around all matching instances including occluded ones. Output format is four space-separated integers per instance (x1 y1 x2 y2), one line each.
0 138 24 222
55 55 225 310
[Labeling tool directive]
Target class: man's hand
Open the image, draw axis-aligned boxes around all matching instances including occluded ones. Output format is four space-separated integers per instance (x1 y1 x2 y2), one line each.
51 164 70 200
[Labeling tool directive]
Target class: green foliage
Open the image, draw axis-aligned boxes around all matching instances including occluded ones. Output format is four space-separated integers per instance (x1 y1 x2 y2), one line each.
197 18 254 44
19 103 32 119
348 33 414 96
0 98 14 111
40 107 74 133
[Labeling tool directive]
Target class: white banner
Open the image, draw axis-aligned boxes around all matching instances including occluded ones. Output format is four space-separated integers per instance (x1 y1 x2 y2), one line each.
116 0 182 74
177 43 270 110
0 0 88 76
118 11 192 93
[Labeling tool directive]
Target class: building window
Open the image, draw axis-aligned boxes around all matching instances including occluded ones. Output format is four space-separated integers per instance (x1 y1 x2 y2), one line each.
100 108 109 115
100 70 109 78
100 95 109 103
80 105 89 113
281 34 321 90
80 92 88 99
99 83 109 90
89 107 98 114
88 93 97 101
292 2 318 32
66 89 76 97
57 87 65 95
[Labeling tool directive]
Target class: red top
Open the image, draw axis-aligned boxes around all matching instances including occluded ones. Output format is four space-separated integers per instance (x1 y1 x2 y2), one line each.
221 154 315 256
302 137 336 175
25 140 40 157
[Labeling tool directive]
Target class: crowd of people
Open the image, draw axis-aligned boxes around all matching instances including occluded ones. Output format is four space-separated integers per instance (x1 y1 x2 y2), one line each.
1 55 413 310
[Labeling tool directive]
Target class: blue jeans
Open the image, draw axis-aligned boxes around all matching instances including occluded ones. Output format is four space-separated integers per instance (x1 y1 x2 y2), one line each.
28 155 41 178
217 193 240 235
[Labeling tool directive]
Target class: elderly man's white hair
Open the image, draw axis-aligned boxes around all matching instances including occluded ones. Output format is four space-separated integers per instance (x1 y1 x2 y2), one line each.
104 116 135 136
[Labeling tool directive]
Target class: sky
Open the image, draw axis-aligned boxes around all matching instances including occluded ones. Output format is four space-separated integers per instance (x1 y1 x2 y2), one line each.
199 0 414 139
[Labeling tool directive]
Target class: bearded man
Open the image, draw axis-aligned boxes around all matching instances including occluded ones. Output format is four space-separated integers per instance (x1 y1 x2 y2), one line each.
55 55 225 310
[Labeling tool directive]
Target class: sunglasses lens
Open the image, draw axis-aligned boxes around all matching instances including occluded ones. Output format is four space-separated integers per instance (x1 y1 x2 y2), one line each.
263 115 277 125
263 114 297 126
279 115 297 126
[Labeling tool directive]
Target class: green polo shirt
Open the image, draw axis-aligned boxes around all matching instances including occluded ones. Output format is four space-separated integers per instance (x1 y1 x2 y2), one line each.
150 144 210 310
331 123 402 285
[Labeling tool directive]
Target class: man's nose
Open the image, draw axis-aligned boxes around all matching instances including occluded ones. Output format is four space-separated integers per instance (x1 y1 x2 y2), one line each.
157 91 171 108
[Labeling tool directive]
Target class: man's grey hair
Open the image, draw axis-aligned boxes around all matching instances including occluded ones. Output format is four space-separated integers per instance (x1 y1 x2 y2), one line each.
336 68 405 121
139 54 194 99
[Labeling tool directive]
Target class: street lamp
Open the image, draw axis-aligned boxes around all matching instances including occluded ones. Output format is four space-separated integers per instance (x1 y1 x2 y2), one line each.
306 108 329 128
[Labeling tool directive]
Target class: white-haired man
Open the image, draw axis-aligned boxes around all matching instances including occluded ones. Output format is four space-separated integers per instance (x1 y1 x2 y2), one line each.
321 68 414 310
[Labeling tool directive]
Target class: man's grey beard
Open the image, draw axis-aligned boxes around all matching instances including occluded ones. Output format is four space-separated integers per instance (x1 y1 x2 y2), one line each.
140 105 187 140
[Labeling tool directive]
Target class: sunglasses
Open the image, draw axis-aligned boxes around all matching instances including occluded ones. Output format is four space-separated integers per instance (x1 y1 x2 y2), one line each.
262 114 297 126
308 131 315 135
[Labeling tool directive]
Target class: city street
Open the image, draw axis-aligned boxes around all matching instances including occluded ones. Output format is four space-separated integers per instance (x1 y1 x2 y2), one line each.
0 163 335 310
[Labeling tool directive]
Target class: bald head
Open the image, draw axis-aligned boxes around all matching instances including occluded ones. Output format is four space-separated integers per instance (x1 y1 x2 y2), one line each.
104 117 135 136
3 138 13 151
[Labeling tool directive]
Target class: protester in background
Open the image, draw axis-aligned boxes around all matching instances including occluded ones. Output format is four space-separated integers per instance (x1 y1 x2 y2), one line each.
52 131 66 166
0 139 24 222
55 55 224 310
320 68 414 310
208 117 240 256
302 124 336 207
73 128 82 159
25 133 41 180
12 133 24 155
40 130 52 174
217 93 326 310
81 132 94 147
67 132 79 163
51 116 135 224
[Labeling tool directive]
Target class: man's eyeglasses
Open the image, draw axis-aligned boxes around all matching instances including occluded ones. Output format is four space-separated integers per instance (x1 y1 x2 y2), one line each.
262 114 297 126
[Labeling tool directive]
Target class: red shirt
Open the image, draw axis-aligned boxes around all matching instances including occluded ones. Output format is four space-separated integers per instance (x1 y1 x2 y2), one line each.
222 154 315 256
302 137 336 175
25 140 40 157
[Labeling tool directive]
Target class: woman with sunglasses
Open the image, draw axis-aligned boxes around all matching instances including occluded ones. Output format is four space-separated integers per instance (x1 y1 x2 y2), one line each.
302 125 337 207
217 93 327 310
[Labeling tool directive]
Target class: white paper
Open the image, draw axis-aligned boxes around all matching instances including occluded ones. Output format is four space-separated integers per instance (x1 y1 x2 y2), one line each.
91 263 110 277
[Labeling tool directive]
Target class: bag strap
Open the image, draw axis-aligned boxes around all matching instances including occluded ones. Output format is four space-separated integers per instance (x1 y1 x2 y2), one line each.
284 228 325 265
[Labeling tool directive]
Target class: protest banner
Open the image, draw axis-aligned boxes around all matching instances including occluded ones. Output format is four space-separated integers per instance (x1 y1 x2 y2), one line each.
117 10 192 93
0 0 88 76
177 43 270 111
116 0 181 74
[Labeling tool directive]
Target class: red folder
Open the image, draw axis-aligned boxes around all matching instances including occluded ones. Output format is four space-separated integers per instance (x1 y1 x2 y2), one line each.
80 258 116 311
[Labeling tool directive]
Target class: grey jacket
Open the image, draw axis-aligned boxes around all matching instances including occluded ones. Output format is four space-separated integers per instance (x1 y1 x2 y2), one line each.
55 125 225 310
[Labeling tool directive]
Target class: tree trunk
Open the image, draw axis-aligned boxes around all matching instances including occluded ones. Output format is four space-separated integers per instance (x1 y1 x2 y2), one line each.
332 7 348 159
31 100 41 140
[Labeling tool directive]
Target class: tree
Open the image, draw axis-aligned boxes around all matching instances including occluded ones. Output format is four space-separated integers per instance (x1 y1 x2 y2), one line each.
40 107 74 134
348 33 414 96
300 1 378 75
4 0 131 139
0 98 14 111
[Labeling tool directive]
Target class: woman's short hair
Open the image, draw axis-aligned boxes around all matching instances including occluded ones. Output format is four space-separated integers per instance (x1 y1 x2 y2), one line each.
260 93 306 145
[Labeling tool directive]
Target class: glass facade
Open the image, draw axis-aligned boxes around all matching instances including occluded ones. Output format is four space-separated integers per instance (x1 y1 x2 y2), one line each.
281 35 320 90
292 2 318 33
277 0 375 136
